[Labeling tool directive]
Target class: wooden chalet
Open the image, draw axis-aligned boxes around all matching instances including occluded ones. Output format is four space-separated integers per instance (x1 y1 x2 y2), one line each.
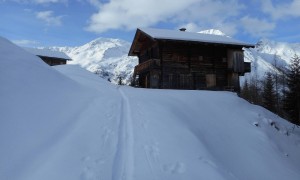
129 28 254 91
24 47 71 66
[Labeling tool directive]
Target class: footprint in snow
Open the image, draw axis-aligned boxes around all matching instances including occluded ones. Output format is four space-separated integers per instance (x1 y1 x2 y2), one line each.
95 158 105 165
80 166 97 180
144 144 160 162
198 156 217 168
163 162 186 174
81 156 91 162
141 120 149 129
80 156 102 180
102 127 114 142
105 113 113 119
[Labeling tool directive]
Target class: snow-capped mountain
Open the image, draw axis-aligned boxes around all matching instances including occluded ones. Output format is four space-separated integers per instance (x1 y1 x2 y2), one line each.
199 29 300 82
47 30 300 87
198 29 227 36
243 39 300 82
47 38 138 85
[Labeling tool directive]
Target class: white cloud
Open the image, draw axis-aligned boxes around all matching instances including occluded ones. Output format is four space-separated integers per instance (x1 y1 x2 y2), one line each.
12 39 39 46
85 0 244 34
181 0 244 37
213 22 238 37
261 0 300 20
241 16 276 38
36 11 63 26
86 0 101 7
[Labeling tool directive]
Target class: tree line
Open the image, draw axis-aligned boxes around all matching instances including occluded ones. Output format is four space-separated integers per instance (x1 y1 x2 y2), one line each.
240 54 300 125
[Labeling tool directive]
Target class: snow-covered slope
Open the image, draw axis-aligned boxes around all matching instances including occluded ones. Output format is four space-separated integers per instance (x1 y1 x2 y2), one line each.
0 36 103 180
1 37 300 180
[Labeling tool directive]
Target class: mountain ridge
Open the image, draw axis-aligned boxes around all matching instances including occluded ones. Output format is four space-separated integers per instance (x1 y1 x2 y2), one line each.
47 37 137 84
46 30 300 85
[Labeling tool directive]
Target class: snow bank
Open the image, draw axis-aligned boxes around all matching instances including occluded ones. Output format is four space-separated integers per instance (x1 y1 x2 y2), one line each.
119 87 300 180
0 36 100 180
1 36 300 180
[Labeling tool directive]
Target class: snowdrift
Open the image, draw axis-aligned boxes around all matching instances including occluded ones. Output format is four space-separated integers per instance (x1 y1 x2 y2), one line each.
0 36 105 179
1 36 300 180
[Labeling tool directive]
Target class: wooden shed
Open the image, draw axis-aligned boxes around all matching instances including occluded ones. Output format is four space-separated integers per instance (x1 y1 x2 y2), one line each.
24 47 71 66
128 28 254 91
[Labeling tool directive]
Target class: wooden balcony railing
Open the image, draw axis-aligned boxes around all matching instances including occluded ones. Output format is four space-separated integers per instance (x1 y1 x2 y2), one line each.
134 59 160 75
133 58 251 77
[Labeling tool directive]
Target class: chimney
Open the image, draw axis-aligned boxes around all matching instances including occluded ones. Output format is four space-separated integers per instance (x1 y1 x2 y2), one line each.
179 28 186 32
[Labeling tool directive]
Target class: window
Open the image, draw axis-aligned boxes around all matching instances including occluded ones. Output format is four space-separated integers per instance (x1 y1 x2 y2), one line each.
180 74 185 88
198 56 203 61
206 74 216 88
168 74 173 88
233 52 244 73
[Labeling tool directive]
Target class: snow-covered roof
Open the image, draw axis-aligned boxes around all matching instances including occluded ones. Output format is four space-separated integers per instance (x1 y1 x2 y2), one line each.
139 28 254 47
24 47 71 60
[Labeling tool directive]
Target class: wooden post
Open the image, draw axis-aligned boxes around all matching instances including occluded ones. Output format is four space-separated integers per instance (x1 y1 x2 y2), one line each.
187 43 192 89
159 41 164 89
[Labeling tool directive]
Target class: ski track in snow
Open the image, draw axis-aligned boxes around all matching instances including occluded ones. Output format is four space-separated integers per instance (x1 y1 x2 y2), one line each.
112 86 134 180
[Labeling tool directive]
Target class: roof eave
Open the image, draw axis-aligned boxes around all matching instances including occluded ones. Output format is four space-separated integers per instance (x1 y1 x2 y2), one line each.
128 28 156 56
128 29 140 56
149 37 255 48
38 55 72 61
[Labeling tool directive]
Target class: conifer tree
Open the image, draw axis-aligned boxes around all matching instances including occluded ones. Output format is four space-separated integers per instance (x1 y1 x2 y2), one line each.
249 77 262 105
273 54 280 113
118 76 124 85
241 79 250 101
284 54 300 125
262 72 276 112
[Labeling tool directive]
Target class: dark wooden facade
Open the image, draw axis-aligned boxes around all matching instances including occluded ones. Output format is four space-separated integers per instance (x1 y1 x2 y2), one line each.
38 56 67 66
129 28 254 91
24 47 71 66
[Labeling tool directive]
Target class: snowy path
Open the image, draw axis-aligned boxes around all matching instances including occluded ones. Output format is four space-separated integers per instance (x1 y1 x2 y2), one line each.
112 86 135 180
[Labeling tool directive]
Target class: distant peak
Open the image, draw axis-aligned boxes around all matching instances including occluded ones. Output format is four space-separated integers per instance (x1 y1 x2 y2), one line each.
87 37 129 46
90 37 119 43
198 29 227 36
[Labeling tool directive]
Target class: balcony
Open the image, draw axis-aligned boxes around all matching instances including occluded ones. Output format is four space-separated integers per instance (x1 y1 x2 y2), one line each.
134 59 160 75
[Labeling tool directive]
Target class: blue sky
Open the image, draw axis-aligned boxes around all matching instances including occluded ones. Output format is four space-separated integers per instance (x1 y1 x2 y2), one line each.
0 0 300 47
